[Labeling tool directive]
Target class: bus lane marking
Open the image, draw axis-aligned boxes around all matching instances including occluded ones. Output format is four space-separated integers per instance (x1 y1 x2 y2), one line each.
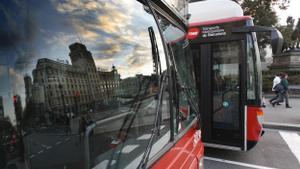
94 160 116 169
204 156 280 169
137 134 152 140
121 145 139 154
279 131 300 164
124 131 170 169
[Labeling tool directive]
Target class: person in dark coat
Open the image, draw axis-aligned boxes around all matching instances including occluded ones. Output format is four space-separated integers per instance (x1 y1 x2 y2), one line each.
281 73 292 108
272 73 292 108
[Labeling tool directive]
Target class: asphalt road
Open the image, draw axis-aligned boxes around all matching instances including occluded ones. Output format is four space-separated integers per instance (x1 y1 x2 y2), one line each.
204 129 300 169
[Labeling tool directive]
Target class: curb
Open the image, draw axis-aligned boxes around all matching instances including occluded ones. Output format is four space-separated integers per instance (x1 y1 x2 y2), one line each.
264 95 300 99
263 122 300 132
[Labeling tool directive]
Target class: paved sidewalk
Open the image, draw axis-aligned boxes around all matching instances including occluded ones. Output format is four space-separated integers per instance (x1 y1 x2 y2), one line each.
263 98 300 126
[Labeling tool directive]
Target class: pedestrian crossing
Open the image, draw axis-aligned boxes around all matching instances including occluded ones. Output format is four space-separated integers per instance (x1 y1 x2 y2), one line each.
92 124 170 169
279 131 300 164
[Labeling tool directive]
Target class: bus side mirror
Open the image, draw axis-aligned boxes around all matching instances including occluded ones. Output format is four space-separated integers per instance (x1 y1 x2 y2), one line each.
271 29 283 55
232 26 284 55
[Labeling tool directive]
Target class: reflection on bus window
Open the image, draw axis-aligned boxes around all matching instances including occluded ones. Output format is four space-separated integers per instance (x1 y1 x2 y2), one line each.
157 15 198 134
246 35 257 100
212 41 240 130
0 1 170 169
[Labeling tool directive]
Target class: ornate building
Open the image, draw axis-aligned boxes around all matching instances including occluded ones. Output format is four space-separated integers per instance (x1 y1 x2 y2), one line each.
27 43 120 115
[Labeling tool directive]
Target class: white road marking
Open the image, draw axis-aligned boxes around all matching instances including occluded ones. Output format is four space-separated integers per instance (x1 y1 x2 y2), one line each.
151 125 166 131
93 160 116 169
30 154 36 159
137 134 152 140
56 141 62 145
96 112 132 125
204 156 280 169
121 145 139 154
279 131 300 164
46 146 52 150
38 150 44 154
65 137 71 141
124 131 170 169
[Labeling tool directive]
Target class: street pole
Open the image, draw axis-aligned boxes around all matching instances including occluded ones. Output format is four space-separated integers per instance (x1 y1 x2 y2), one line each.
59 84 66 114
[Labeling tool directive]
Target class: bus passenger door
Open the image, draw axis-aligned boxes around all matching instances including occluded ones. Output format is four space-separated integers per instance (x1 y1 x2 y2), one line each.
192 40 246 150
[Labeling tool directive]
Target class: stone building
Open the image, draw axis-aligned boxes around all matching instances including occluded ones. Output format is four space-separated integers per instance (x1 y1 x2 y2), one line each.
117 74 159 102
28 42 120 115
269 50 300 71
24 75 33 104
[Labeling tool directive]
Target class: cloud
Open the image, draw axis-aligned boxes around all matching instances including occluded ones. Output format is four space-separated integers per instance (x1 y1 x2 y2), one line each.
0 0 38 48
82 30 99 41
1 0 155 79
46 32 77 46
7 67 25 96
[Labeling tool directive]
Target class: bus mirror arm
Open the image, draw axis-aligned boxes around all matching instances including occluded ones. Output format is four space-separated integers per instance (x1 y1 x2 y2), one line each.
232 26 283 55
232 25 276 33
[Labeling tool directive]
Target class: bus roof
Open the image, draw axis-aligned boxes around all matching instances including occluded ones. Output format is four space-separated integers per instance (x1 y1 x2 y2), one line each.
189 0 247 26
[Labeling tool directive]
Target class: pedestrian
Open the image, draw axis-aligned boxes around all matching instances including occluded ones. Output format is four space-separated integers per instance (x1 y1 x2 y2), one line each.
79 116 87 141
272 73 292 108
281 73 292 108
269 73 282 105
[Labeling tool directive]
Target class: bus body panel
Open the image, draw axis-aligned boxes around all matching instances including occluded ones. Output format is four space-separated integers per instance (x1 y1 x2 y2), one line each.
247 106 263 142
151 127 204 169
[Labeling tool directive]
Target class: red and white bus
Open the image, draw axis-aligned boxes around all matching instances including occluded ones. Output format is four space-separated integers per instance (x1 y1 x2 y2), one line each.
188 0 283 151
0 0 204 168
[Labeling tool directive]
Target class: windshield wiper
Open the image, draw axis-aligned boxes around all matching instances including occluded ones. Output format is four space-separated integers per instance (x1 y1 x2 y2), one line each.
137 71 166 169
148 26 162 75
137 25 166 169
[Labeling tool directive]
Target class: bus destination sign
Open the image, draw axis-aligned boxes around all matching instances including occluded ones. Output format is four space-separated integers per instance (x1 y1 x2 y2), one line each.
201 25 226 38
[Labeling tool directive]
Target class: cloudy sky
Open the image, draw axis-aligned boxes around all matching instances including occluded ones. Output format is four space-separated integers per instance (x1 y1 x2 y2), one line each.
0 0 163 122
276 0 300 25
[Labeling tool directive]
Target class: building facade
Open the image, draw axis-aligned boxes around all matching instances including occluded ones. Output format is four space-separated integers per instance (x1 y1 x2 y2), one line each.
27 43 120 116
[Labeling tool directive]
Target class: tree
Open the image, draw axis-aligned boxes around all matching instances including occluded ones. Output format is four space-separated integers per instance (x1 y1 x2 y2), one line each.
240 0 290 60
277 16 295 52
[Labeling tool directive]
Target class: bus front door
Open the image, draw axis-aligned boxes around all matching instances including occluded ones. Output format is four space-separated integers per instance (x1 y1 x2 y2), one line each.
193 40 246 150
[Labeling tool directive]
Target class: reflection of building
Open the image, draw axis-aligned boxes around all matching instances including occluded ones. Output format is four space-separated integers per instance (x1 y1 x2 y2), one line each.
118 74 158 100
24 75 33 104
28 42 120 115
0 96 4 120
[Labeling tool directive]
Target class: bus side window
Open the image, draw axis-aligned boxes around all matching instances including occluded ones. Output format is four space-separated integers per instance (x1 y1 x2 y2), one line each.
246 34 257 101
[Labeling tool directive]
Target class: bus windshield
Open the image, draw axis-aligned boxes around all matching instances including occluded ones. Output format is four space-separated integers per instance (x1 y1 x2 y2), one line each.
0 1 171 168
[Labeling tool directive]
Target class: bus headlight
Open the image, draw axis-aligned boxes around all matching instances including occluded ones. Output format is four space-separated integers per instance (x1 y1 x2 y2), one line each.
256 109 264 126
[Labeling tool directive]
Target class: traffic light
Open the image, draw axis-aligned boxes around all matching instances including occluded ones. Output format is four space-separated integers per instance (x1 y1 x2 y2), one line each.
13 95 17 104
